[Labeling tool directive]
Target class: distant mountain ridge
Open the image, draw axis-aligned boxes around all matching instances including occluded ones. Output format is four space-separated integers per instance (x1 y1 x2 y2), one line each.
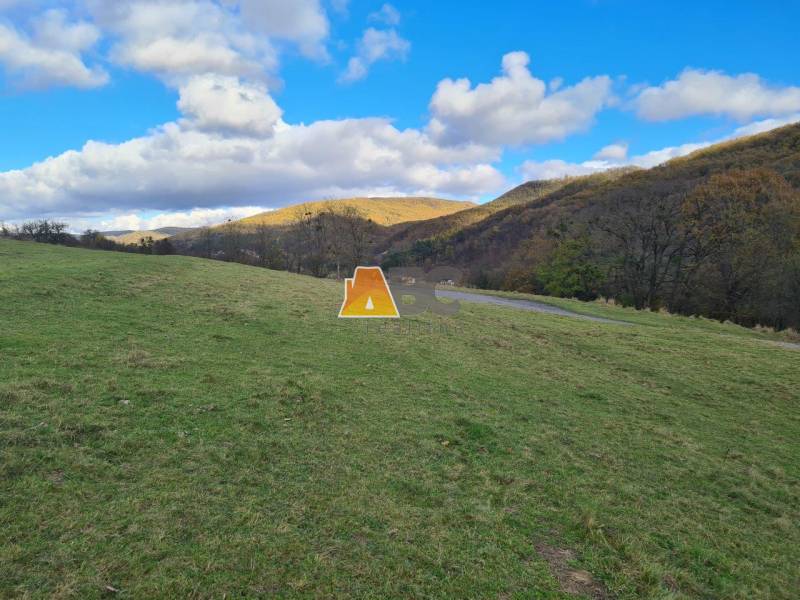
101 226 194 237
170 197 477 249
101 227 195 245
105 231 169 245
235 197 476 228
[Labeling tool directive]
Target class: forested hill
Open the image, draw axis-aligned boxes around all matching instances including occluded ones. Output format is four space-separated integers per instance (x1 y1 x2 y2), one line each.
383 122 800 329
378 168 639 255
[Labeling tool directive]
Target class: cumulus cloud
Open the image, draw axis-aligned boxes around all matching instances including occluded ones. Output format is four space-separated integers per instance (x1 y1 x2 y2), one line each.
593 142 628 161
519 159 609 181
728 113 800 137
0 9 107 88
88 0 276 83
231 0 330 59
520 113 800 181
634 68 800 121
0 3 520 224
95 206 271 231
177 74 283 136
520 141 716 181
428 51 613 146
339 27 410 83
0 115 503 221
0 0 514 226
630 141 713 169
81 1 290 151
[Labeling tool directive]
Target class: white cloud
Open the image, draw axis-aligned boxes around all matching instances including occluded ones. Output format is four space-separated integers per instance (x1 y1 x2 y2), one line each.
339 27 410 83
232 0 330 59
0 0 512 227
520 142 712 180
729 113 800 137
96 206 271 231
88 0 276 83
519 159 610 181
0 116 503 221
368 3 401 26
96 214 144 232
0 9 107 89
0 3 510 224
634 68 800 122
593 142 628 161
114 34 266 81
33 9 99 53
428 51 613 146
177 74 282 136
144 206 271 229
629 141 711 169
520 113 800 181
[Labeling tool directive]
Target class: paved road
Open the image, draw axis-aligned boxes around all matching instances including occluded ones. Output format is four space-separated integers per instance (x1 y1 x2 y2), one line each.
435 289 632 325
772 341 800 351
436 290 800 349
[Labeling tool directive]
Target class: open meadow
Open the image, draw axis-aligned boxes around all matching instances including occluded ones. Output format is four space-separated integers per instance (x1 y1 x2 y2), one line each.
1 240 799 598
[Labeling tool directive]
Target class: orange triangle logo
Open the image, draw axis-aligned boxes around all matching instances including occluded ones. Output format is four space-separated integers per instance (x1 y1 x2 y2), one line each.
339 266 400 318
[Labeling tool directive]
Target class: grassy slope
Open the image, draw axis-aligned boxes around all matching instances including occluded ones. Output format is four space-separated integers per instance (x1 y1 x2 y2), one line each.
236 197 476 228
1 240 799 599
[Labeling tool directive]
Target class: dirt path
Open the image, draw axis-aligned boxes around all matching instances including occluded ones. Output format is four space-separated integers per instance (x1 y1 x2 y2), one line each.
435 290 632 325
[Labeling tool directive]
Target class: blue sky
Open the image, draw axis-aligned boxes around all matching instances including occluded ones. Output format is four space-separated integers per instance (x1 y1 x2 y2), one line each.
1 0 799 230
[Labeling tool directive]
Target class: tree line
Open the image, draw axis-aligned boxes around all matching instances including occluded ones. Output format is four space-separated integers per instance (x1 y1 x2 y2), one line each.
482 168 800 329
176 206 377 278
2 206 375 276
0 220 176 255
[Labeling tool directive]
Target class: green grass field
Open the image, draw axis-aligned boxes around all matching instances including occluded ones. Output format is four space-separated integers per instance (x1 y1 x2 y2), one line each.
1 240 799 599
